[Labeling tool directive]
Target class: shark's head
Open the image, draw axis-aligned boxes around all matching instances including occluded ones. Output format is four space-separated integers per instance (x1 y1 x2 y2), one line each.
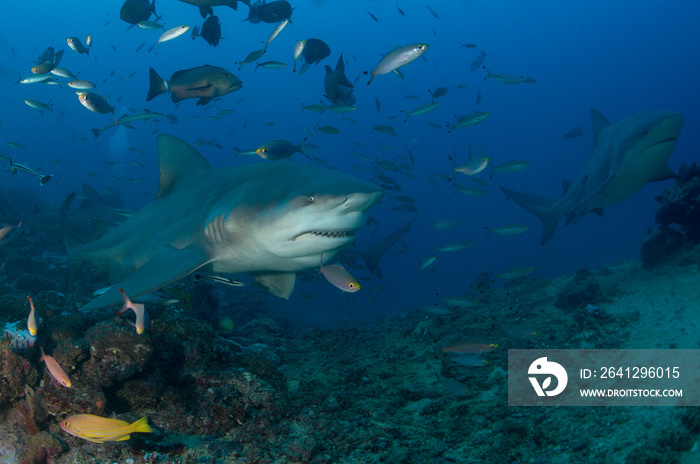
217 163 383 271
615 111 684 164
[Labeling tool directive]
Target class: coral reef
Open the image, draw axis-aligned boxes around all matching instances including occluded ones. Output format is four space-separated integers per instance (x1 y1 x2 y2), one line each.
642 162 700 267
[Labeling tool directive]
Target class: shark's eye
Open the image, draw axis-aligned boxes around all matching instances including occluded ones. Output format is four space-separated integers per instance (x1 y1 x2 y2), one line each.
307 195 315 203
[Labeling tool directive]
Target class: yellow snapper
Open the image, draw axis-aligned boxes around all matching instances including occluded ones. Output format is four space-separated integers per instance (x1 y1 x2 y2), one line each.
61 414 153 443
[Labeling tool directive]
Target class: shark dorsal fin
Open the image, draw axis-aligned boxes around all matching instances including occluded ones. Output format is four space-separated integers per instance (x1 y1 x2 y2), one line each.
156 135 212 199
589 109 611 146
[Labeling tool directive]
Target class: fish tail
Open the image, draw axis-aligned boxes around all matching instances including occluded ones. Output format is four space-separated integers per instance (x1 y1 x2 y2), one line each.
500 187 558 245
131 416 154 434
147 68 168 101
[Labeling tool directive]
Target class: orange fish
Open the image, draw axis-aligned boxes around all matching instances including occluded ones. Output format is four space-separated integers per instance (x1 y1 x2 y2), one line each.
118 289 147 334
0 220 22 244
319 255 360 292
27 296 38 336
40 345 72 388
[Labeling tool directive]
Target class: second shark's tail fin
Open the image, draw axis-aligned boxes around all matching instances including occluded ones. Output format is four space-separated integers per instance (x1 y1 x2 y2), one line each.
500 188 558 245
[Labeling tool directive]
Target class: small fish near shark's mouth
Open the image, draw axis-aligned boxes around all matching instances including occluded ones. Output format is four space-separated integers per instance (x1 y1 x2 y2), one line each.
294 229 356 241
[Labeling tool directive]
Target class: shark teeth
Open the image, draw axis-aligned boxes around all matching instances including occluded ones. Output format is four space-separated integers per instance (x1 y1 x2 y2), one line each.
309 230 354 239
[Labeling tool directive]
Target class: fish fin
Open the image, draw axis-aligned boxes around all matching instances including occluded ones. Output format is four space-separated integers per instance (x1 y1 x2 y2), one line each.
591 208 604 217
91 128 102 139
649 165 676 182
561 180 572 194
501 187 558 245
155 135 212 199
196 97 212 106
131 416 154 434
589 109 611 146
170 94 184 103
187 84 213 92
90 220 110 242
81 245 211 311
53 49 64 67
146 68 168 101
254 272 296 299
116 435 131 442
199 6 213 18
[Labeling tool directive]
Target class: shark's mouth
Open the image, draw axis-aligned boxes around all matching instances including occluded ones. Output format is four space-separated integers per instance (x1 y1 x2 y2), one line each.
294 229 355 240
653 137 677 146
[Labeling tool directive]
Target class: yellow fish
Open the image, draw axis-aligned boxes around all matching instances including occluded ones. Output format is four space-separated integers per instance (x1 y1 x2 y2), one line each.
27 296 38 336
61 414 153 443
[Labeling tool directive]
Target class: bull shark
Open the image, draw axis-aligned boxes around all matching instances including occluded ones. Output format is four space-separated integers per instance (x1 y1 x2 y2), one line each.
63 134 383 310
502 109 684 245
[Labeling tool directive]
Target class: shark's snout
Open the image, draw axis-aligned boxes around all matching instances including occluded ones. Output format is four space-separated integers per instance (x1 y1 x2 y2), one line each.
343 191 384 211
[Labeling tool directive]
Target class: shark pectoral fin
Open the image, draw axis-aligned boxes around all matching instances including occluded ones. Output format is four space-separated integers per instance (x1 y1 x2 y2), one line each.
81 246 211 311
650 165 676 182
591 208 604 217
254 272 296 299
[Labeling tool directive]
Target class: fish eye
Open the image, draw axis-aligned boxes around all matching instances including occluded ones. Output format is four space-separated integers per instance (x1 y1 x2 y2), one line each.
63 421 69 427
261 148 268 153
307 195 315 203
348 283 355 289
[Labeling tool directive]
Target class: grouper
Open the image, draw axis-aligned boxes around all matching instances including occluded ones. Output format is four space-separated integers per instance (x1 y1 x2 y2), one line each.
147 65 242 106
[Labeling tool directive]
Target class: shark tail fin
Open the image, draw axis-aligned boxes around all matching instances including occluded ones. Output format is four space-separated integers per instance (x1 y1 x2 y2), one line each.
501 187 558 245
360 250 383 278
60 193 85 287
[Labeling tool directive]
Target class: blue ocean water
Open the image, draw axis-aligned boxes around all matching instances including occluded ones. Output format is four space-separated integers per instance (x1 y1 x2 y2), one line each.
1 0 698 324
